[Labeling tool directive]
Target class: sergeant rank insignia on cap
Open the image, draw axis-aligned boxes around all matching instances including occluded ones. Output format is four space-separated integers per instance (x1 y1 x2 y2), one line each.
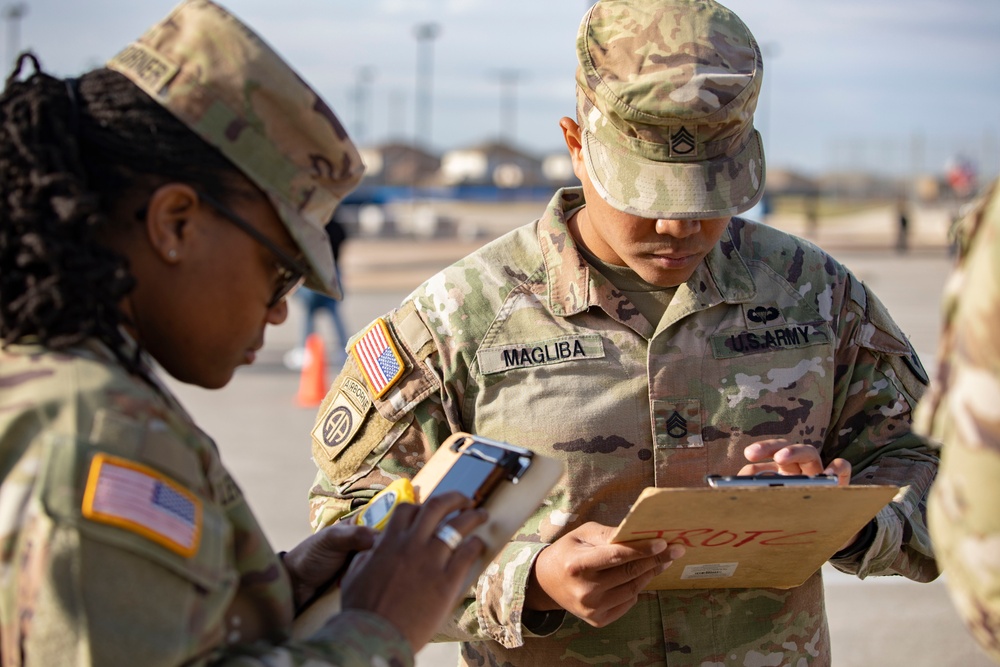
82 453 202 557
351 318 405 399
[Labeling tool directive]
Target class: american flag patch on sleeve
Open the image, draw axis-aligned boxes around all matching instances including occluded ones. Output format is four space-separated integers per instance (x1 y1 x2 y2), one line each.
82 453 202 558
351 318 405 399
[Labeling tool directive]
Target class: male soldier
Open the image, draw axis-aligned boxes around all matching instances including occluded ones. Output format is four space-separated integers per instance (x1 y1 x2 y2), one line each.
307 0 939 664
916 178 1000 662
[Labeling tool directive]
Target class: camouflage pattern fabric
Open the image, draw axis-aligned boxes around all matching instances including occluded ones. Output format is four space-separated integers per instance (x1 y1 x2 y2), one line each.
0 339 412 666
308 187 938 666
576 0 765 220
107 0 365 299
915 178 1000 661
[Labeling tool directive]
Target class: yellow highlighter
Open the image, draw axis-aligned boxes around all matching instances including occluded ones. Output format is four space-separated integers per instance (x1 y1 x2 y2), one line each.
355 478 416 531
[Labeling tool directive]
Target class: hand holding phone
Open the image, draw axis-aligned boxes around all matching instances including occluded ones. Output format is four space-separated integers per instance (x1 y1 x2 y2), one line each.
355 435 533 529
355 478 417 530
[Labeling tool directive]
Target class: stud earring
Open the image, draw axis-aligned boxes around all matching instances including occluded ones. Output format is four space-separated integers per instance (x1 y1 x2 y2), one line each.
167 249 177 259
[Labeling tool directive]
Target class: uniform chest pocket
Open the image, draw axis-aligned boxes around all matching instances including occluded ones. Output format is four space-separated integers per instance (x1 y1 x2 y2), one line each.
708 322 835 442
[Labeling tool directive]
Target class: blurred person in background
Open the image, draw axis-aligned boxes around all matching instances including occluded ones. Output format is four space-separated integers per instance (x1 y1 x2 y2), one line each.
896 195 911 253
0 1 486 664
916 177 1000 663
285 215 351 370
305 0 938 665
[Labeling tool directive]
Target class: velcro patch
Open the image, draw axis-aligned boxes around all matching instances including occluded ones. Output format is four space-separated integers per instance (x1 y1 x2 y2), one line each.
711 323 831 359
108 43 179 91
653 399 704 449
670 126 697 157
477 335 605 375
82 453 202 558
312 377 372 460
351 319 405 399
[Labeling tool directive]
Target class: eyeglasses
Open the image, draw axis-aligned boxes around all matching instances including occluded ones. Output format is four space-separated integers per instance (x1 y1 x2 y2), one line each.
195 191 309 309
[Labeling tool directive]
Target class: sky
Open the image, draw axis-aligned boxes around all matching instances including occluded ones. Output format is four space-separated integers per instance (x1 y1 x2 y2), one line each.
7 0 1000 179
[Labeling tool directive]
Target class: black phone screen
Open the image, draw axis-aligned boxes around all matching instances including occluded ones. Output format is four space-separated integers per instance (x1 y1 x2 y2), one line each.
427 454 506 506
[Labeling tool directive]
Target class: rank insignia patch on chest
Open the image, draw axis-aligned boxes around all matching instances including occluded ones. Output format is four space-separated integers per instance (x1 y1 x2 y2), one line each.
82 453 202 558
351 318 405 399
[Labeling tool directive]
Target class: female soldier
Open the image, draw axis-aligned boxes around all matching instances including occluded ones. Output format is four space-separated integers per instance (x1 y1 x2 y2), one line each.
0 1 484 665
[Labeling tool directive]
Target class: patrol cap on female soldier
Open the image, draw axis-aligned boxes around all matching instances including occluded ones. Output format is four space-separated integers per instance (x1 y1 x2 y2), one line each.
1 0 362 389
108 0 363 301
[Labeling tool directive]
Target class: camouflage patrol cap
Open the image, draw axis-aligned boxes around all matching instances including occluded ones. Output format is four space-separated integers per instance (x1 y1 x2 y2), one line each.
107 0 363 298
576 0 765 220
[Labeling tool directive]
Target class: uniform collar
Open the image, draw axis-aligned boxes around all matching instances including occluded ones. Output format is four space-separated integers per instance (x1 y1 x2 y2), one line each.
701 217 756 305
537 187 756 318
538 188 593 317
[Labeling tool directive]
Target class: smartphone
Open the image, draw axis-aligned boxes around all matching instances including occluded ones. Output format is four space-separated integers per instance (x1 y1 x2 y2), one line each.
706 473 839 488
355 436 533 530
425 435 534 508
355 478 416 530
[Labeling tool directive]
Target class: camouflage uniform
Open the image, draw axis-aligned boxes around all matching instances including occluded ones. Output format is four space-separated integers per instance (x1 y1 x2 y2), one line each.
0 339 411 666
0 1 412 664
915 178 1000 661
308 187 939 666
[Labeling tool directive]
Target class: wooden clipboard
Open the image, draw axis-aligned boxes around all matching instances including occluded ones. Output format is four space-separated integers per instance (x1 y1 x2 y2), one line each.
609 483 898 590
293 432 564 638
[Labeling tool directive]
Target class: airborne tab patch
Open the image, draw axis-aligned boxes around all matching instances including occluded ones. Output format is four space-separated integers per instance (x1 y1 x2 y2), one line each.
82 453 202 558
351 318 405 399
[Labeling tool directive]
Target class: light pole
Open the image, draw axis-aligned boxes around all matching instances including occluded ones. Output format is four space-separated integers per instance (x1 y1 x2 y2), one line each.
352 66 375 145
413 22 440 149
387 89 405 141
493 69 524 146
3 2 27 71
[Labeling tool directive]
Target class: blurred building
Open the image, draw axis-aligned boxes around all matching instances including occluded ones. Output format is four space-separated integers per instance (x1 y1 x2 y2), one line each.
766 168 820 197
440 140 546 188
359 141 442 187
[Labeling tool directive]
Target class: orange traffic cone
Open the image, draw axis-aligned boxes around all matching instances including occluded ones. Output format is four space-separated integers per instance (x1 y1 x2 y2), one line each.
296 333 328 407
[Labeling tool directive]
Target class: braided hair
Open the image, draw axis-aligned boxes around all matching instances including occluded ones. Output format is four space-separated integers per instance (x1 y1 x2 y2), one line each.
0 54 242 371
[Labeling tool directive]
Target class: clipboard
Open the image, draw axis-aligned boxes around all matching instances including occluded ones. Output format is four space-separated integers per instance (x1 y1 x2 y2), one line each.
292 432 564 638
609 482 898 590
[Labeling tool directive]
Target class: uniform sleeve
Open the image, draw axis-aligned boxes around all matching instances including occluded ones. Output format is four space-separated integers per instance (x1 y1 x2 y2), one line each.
307 309 557 648
307 369 525 646
18 499 414 667
207 612 414 666
0 385 414 667
310 411 558 649
18 526 412 667
823 275 939 581
918 183 1000 661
